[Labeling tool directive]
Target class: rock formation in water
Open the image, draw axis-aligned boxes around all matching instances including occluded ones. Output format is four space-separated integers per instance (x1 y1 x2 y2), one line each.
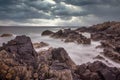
0 35 120 80
42 28 91 44
0 33 13 37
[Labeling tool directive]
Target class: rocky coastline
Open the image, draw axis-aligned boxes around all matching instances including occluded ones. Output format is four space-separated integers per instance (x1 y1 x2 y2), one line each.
0 21 120 80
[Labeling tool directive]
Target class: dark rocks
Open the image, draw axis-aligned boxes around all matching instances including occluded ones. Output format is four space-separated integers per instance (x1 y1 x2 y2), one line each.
51 29 64 38
42 29 91 44
33 42 49 48
91 32 107 41
0 33 13 37
75 27 88 32
102 48 120 63
0 35 37 66
0 35 120 80
82 21 120 64
65 33 91 44
41 30 54 36
75 61 120 80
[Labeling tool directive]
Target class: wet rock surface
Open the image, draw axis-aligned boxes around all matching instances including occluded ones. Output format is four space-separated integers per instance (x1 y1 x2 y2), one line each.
0 35 120 80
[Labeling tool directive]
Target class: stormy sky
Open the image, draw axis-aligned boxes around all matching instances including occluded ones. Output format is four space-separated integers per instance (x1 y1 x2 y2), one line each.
0 0 120 26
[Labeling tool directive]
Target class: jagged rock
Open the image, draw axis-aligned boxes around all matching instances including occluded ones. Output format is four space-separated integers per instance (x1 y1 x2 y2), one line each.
64 33 91 44
41 30 54 36
0 33 13 37
0 35 37 66
33 42 49 48
51 48 76 69
75 61 120 80
51 30 63 38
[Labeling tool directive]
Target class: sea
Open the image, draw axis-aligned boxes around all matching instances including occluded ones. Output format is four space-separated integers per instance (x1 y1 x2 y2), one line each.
0 27 120 67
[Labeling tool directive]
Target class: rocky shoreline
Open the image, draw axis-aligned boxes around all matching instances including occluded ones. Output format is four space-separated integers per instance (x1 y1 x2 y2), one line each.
42 21 120 64
0 21 120 80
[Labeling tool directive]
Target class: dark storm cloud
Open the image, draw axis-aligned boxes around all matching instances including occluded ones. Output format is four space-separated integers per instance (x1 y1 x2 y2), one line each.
0 0 120 25
0 0 54 20
51 2 88 17
54 0 120 6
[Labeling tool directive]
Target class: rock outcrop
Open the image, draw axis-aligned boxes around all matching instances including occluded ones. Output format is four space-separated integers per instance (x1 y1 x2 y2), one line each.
0 35 37 66
41 30 54 36
42 29 91 44
76 21 120 64
0 33 13 37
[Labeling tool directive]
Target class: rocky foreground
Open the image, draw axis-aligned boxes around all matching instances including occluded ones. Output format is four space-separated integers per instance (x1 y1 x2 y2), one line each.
0 35 119 79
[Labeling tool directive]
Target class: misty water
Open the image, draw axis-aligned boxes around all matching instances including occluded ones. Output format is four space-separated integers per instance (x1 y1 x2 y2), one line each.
0 27 120 67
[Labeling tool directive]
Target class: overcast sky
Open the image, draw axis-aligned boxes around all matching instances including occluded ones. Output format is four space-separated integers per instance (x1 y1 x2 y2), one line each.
0 0 120 26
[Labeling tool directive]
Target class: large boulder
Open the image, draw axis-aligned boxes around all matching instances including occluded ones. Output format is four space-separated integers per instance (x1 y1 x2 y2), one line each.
0 35 37 66
41 30 54 36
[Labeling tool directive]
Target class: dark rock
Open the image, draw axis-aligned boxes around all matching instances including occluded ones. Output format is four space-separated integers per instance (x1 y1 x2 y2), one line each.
50 61 69 70
41 30 54 36
0 33 13 37
51 30 63 38
98 68 116 80
65 33 91 44
51 47 76 69
102 48 120 63
93 55 105 60
88 61 107 72
75 61 120 80
75 27 88 32
75 64 87 74
0 35 37 66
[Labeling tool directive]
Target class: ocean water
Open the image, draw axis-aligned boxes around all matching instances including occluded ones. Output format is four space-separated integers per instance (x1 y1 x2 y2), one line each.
0 27 120 67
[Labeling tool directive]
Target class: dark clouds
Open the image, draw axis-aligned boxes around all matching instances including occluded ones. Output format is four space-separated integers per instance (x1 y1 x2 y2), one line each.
0 0 120 26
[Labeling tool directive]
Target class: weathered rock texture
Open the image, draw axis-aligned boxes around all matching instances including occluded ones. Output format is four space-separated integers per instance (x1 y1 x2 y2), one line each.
0 35 120 80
